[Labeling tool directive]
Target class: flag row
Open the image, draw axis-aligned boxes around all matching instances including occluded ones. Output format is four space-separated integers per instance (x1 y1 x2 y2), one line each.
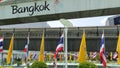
0 32 45 64
0 31 120 68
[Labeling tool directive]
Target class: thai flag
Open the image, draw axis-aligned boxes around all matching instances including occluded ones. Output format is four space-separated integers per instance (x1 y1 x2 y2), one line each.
24 35 29 52
92 52 97 59
0 37 3 52
55 33 64 53
54 33 64 59
113 52 118 59
32 53 36 58
100 33 107 68
32 52 37 60
24 34 29 63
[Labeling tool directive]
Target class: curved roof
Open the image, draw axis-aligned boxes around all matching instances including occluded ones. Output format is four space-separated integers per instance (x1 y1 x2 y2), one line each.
0 15 116 28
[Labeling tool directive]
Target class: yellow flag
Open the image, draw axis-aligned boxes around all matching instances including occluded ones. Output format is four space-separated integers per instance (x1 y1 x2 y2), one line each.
69 52 72 61
28 52 32 61
48 53 52 61
77 32 87 62
38 32 44 62
110 52 112 61
59 53 62 61
117 34 120 64
6 34 14 64
89 52 92 60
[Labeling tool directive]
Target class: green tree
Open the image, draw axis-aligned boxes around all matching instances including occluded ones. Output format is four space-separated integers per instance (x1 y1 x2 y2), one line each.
30 61 48 68
78 62 98 68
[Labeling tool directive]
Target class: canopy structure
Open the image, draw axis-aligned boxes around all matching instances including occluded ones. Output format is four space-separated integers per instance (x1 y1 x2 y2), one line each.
0 15 115 28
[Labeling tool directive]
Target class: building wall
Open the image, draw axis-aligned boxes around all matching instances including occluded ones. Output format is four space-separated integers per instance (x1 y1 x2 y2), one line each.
0 0 120 20
1 26 119 52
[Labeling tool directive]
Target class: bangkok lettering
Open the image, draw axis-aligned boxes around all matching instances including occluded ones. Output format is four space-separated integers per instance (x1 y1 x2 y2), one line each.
11 1 50 16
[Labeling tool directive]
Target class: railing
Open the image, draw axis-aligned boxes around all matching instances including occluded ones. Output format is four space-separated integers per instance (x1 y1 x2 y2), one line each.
0 26 119 38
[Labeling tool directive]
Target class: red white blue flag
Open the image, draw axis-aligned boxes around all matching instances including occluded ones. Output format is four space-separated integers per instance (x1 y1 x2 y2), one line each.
92 52 97 59
0 37 3 52
23 33 30 63
24 34 29 52
113 52 118 59
100 33 107 68
54 33 64 59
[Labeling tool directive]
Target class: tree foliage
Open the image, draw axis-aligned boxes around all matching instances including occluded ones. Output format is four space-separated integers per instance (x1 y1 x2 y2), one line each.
30 61 48 68
78 62 98 68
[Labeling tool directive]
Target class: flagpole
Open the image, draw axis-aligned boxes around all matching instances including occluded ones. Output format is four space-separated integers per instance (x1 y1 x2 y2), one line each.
26 50 29 68
11 32 14 66
1 35 4 66
60 19 73 68
27 32 30 68
103 30 105 54
1 52 3 66
100 29 107 68
64 27 68 68
0 52 2 65
103 29 107 68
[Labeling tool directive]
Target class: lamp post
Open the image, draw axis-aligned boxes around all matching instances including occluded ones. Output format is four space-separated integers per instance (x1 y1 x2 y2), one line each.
60 19 73 68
